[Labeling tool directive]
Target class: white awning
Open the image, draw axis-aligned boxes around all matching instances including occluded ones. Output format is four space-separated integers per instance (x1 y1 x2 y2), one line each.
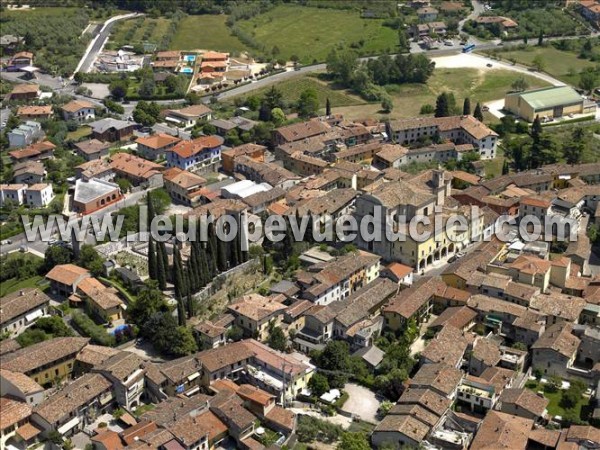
57 416 80 434
187 372 200 381
25 309 43 323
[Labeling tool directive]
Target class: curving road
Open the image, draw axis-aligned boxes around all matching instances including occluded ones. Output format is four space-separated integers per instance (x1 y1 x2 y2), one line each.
74 13 142 75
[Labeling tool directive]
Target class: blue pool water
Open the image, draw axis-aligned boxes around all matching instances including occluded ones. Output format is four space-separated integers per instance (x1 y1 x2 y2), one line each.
180 67 193 74
111 324 129 335
184 55 196 62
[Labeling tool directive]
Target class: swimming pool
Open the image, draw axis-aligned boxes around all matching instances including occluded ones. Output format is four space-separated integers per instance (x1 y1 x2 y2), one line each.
184 55 196 63
180 67 194 74
111 324 130 335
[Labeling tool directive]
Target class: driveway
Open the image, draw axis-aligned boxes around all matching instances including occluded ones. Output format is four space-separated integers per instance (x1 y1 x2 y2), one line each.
341 383 380 424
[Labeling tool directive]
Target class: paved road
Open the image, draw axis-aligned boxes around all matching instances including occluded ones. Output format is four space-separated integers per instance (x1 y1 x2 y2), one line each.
75 13 142 75
1 189 148 256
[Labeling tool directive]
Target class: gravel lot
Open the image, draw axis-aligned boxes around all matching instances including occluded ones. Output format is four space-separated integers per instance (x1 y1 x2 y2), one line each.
341 383 381 424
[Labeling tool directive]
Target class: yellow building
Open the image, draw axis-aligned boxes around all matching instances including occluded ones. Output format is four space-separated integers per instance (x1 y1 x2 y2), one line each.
504 86 596 122
76 278 125 323
227 294 286 341
1 337 89 386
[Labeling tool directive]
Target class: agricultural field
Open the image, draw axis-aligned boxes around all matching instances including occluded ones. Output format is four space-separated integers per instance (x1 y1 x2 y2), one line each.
483 47 597 84
170 15 249 54
332 68 550 120
1 7 91 76
235 5 398 63
110 16 172 48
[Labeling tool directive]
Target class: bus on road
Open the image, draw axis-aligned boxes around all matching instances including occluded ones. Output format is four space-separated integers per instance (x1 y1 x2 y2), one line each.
463 43 476 53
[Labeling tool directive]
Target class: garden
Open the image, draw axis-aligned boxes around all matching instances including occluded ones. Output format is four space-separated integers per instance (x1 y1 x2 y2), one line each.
525 376 592 425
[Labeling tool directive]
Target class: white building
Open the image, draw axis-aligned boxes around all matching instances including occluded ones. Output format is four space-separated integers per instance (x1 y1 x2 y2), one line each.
61 100 96 123
0 183 27 206
7 121 43 148
24 183 54 207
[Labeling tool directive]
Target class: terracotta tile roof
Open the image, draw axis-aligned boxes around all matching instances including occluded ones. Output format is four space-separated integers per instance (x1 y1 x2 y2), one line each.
155 50 181 59
530 292 586 322
243 339 310 377
470 411 533 450
409 363 463 396
472 337 502 366
167 104 212 119
74 138 110 155
450 170 480 185
528 428 561 448
167 411 227 447
212 397 257 431
16 421 42 440
2 337 89 374
499 388 548 417
62 99 95 113
10 84 39 95
169 135 223 159
136 133 181 150
228 293 286 322
0 287 50 325
17 105 52 116
109 152 164 180
202 51 229 60
265 405 295 432
388 403 440 427
34 373 111 424
385 262 413 280
384 277 446 319
0 368 43 394
531 322 580 358
0 397 31 430
76 344 120 367
78 277 123 310
237 384 274 406
374 413 431 441
211 378 240 393
9 141 56 161
158 354 201 384
566 425 600 445
163 167 206 189
275 119 331 143
468 294 527 319
0 338 21 356
45 263 90 286
397 387 452 417
428 306 477 330
92 430 124 450
421 325 470 366
197 341 254 373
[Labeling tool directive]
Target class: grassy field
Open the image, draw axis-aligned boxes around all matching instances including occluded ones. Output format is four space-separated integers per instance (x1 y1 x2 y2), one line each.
170 15 248 53
241 74 366 108
481 47 597 84
67 126 92 141
236 5 398 63
0 276 45 297
233 68 550 121
111 16 171 47
332 68 551 120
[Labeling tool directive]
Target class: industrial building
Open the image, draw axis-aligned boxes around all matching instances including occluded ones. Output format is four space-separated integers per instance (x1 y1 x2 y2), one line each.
504 86 596 122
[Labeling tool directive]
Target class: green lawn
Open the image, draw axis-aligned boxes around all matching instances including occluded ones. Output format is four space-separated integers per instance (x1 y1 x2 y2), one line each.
0 276 45 297
332 68 551 120
236 5 398 63
170 15 248 53
67 126 92 141
481 47 596 84
240 74 366 109
525 380 589 420
2 7 80 17
111 16 172 47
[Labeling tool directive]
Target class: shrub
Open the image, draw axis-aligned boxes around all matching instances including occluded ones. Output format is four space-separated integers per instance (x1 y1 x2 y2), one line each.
71 312 116 347
420 104 434 114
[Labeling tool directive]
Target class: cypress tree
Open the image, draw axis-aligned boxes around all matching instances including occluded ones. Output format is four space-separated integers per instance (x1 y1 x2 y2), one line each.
156 242 167 290
502 160 510 175
435 93 449 118
188 243 199 292
206 222 218 276
172 245 185 301
217 236 228 272
473 102 484 122
199 247 210 287
531 115 542 143
159 242 169 281
463 97 471 116
148 237 157 280
325 98 331 116
177 298 186 326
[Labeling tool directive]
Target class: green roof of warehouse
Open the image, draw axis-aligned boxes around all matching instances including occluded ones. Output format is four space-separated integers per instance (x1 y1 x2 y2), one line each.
514 86 583 111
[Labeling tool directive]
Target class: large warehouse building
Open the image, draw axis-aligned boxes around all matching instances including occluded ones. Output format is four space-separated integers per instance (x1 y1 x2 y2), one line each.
504 86 596 122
